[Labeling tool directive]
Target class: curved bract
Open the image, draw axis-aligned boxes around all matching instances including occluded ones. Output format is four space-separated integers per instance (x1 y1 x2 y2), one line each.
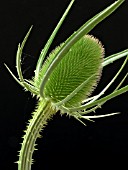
5 0 128 170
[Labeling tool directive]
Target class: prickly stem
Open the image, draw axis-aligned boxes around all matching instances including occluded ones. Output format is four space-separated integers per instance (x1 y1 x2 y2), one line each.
18 99 56 170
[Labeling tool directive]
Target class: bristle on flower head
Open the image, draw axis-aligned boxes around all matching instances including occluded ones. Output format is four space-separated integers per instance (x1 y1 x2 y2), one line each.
41 35 104 107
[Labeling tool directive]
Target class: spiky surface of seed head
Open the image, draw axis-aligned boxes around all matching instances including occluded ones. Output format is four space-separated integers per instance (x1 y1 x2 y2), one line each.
39 35 104 107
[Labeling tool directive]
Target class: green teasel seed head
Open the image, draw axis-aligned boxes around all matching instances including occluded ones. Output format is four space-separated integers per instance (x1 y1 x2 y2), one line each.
38 35 104 107
5 1 128 169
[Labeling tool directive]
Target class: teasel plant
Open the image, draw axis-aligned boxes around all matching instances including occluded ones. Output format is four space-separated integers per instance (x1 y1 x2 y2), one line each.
5 0 128 169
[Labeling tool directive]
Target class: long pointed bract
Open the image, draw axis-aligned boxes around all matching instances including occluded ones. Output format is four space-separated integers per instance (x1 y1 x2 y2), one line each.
40 0 125 97
103 49 128 66
15 26 39 94
35 0 75 80
82 56 128 106
68 84 128 112
16 26 33 82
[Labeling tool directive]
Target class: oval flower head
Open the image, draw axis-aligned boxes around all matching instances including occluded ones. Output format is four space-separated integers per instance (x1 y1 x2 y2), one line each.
38 35 104 108
5 0 128 169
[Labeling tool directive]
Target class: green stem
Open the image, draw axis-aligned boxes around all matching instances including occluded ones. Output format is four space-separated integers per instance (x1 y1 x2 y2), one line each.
18 100 56 170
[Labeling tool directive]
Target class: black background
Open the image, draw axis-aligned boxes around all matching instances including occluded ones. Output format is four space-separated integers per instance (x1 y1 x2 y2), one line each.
1 0 128 169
